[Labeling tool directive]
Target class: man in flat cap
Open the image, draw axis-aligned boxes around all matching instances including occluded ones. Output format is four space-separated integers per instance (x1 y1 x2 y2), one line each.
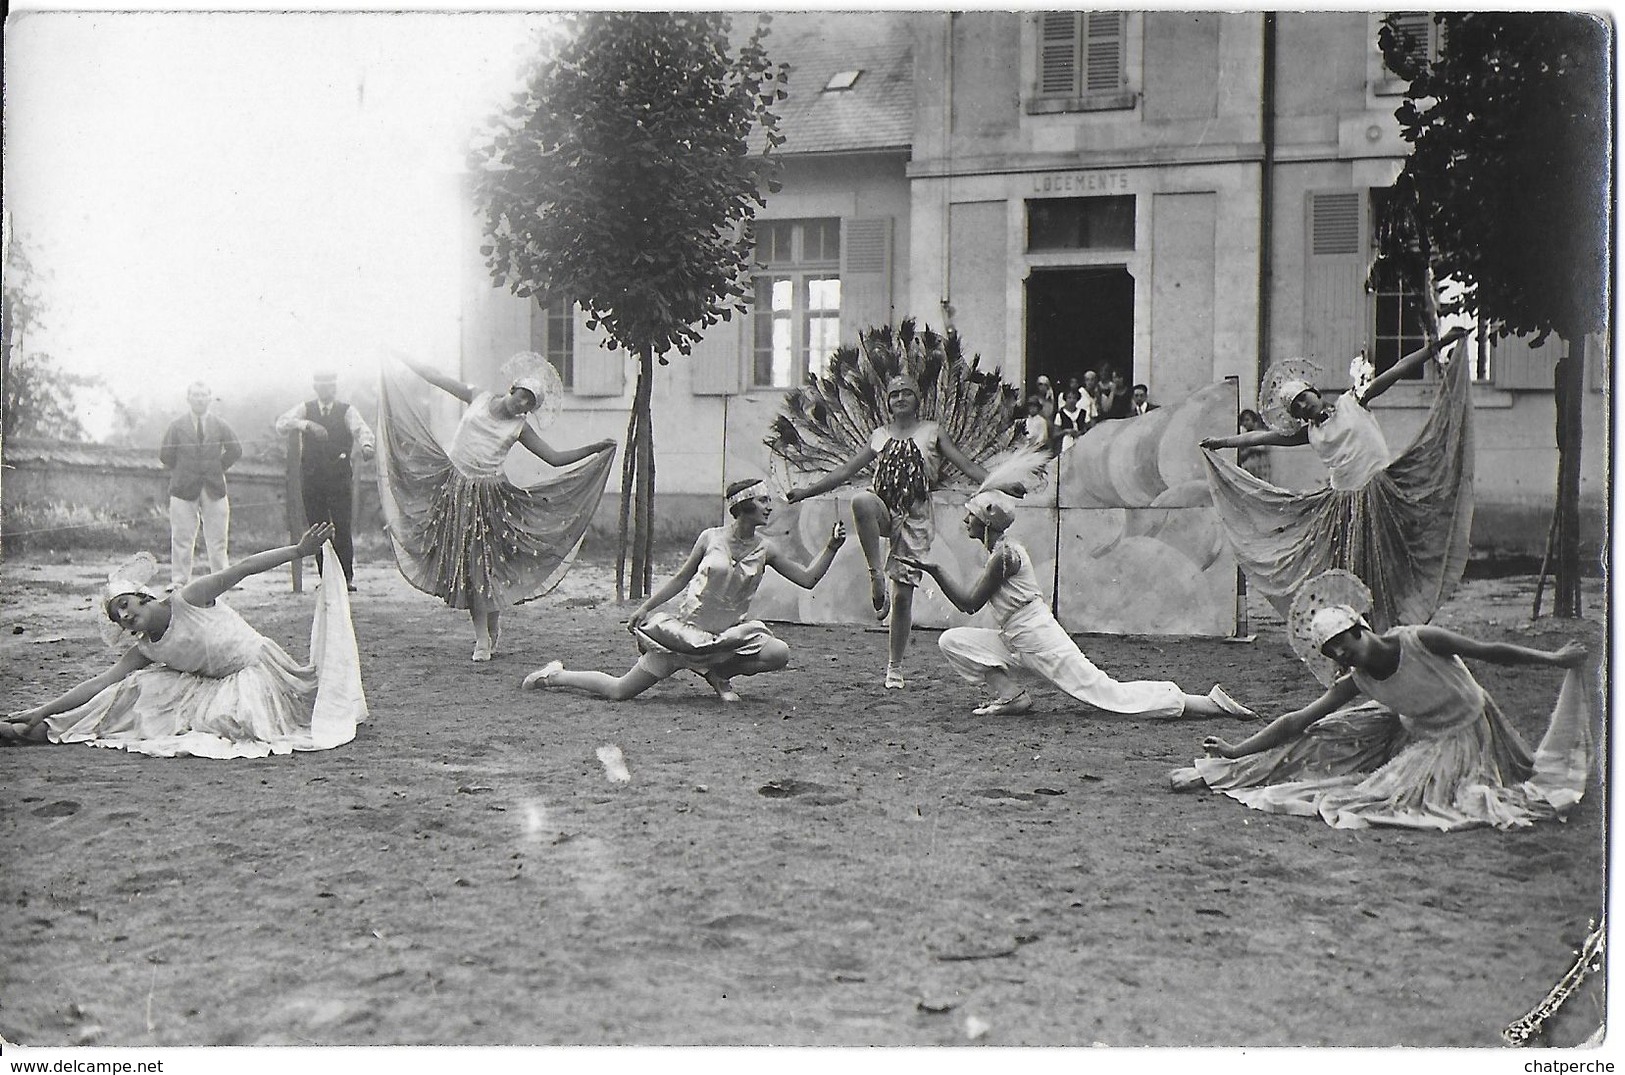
275 369 374 590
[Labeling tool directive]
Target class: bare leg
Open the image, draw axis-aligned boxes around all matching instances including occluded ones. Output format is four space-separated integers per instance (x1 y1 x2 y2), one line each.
885 583 915 687
704 640 791 701
542 665 664 701
850 491 892 619
486 610 502 655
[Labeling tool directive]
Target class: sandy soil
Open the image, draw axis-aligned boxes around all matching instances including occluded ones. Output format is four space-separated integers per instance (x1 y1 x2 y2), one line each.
0 551 1608 1048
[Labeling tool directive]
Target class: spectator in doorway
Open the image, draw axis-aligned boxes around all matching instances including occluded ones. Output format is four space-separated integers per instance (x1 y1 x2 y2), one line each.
1079 370 1101 428
1099 370 1133 420
1052 389 1087 451
1034 376 1058 421
160 382 242 588
275 369 376 590
1131 384 1158 416
1022 395 1052 450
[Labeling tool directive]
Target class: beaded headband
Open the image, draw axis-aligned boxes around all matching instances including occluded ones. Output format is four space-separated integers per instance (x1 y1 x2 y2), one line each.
726 480 769 508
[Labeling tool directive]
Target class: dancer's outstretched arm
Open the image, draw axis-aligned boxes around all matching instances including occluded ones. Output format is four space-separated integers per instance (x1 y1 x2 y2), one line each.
786 447 878 502
1362 325 1470 405
181 523 334 608
899 551 1010 616
1414 626 1587 669
625 537 708 632
1201 427 1307 451
937 434 988 486
1201 676 1361 759
6 646 155 735
767 523 847 589
517 425 616 467
396 355 476 404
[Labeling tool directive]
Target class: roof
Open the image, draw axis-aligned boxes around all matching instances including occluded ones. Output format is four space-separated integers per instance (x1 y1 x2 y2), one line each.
750 12 916 156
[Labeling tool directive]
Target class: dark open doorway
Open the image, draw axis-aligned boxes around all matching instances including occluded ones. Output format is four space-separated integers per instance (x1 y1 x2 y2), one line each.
1024 267 1135 398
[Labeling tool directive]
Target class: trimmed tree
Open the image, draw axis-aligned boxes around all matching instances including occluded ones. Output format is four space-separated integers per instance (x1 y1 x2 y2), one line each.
472 12 787 600
1379 12 1610 617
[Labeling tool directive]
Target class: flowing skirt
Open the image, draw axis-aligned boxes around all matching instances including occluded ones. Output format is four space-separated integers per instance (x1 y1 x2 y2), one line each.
1201 354 1474 631
376 363 614 609
1179 668 1592 831
45 546 368 759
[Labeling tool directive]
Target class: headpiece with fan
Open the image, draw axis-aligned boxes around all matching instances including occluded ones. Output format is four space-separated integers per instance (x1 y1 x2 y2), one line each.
97 551 162 649
1258 357 1324 434
1287 570 1375 687
499 351 564 431
763 318 1022 489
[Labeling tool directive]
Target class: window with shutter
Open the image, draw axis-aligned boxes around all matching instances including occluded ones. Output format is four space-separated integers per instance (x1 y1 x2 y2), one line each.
688 316 746 396
1373 12 1443 95
1487 330 1561 390
747 217 845 390
1302 191 1368 388
1029 12 1136 113
529 298 576 390
568 307 627 397
837 217 893 356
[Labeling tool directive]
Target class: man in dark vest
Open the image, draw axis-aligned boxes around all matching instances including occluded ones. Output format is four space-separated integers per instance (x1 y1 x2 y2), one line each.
275 370 374 590
160 381 242 588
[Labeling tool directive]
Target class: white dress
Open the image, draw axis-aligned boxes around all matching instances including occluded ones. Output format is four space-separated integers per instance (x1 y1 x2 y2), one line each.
938 539 1186 717
43 547 367 759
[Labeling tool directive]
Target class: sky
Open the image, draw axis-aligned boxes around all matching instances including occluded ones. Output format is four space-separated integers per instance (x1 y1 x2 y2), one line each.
5 8 557 437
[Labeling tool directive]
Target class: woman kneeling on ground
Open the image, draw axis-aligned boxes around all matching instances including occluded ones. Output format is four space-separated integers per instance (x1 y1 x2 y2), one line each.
901 482 1253 721
521 479 845 703
1170 571 1592 831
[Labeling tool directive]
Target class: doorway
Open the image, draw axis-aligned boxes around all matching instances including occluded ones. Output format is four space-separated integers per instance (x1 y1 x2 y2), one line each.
1024 267 1135 399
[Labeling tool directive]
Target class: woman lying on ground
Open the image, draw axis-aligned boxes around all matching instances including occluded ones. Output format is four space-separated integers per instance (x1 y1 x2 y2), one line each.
786 374 989 690
521 479 846 703
377 352 616 662
2 523 368 758
1199 325 1472 631
1170 571 1592 831
899 470 1254 720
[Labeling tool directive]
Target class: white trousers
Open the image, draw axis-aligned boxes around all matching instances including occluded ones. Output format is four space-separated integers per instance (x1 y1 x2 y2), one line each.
169 493 230 585
938 601 1185 718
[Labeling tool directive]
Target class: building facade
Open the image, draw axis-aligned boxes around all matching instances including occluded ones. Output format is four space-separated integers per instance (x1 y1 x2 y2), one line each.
458 11 1608 554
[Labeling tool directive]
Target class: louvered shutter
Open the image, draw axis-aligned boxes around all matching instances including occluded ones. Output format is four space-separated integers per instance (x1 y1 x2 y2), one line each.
1039 13 1080 96
1384 12 1434 75
569 307 627 397
838 218 894 344
1489 330 1560 390
1083 12 1126 93
1302 191 1367 389
688 315 745 396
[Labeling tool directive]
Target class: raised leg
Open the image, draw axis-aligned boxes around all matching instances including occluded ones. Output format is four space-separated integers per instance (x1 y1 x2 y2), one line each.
850 491 892 618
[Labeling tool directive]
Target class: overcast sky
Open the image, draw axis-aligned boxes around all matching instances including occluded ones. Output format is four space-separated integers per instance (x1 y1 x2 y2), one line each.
5 9 556 435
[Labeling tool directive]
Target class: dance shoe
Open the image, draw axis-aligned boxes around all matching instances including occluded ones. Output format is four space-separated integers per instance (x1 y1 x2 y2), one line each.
521 660 564 690
1207 685 1256 719
884 663 906 689
973 689 1032 716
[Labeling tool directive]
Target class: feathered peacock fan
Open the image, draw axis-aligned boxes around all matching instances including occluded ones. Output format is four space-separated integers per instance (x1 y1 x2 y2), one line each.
764 318 1022 485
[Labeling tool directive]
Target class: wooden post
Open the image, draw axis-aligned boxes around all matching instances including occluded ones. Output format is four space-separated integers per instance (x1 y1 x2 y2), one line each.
284 430 306 593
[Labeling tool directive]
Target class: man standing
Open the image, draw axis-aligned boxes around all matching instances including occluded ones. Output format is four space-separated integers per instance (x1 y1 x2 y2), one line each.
1130 383 1159 416
275 369 374 590
160 382 242 587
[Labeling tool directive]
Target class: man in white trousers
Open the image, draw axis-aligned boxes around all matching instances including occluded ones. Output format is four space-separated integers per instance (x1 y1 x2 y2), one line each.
159 382 242 587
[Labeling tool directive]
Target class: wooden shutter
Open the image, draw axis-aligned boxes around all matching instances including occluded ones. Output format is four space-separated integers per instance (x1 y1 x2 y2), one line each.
1489 329 1560 390
838 218 894 344
688 315 745 396
1038 13 1080 96
1302 191 1367 389
569 307 627 397
1082 12 1126 93
1383 12 1434 75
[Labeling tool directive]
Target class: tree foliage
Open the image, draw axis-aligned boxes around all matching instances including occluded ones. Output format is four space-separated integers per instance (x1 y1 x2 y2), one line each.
1380 13 1609 344
3 233 97 443
474 12 787 360
471 13 787 599
1379 13 1610 617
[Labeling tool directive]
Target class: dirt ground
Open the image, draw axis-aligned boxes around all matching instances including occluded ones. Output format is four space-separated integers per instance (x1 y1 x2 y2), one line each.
0 548 1609 1049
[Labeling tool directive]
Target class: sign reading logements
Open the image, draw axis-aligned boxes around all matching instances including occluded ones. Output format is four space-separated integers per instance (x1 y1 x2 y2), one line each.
1030 170 1132 195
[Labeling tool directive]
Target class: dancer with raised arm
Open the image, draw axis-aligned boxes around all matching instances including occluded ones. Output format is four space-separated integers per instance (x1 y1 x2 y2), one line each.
2 524 367 758
1170 571 1593 832
901 458 1254 720
1200 326 1471 631
377 352 616 662
771 321 1020 691
522 479 845 703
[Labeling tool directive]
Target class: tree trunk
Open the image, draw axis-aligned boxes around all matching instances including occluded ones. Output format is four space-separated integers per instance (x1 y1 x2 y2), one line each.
638 352 657 595
614 391 639 604
1552 334 1585 618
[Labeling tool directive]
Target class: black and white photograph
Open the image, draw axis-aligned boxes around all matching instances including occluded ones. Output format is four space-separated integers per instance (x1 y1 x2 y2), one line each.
0 4 1612 1066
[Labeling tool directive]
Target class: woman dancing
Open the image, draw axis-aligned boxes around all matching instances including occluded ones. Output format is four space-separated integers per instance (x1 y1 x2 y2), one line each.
2 524 367 758
901 480 1254 720
1199 325 1471 631
1171 572 1592 831
786 374 990 689
377 353 616 661
521 479 845 703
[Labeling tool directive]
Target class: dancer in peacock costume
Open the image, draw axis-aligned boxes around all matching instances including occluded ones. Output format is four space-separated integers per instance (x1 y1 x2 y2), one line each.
770 319 1021 689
